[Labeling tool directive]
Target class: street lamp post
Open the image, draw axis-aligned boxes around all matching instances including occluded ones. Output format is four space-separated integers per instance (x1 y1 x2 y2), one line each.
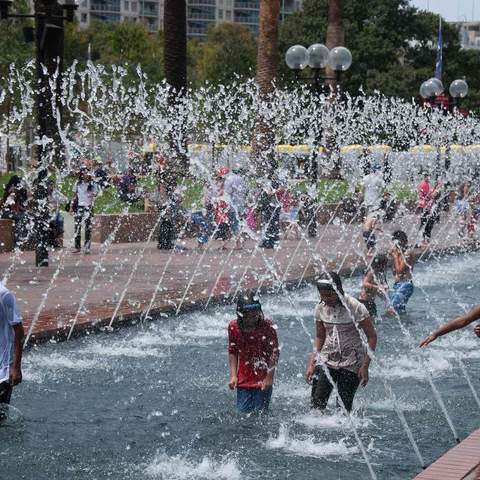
0 0 78 267
419 77 469 177
285 43 352 238
419 77 469 112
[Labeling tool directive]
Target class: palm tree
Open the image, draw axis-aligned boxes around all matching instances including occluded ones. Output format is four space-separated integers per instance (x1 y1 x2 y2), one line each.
252 0 280 178
163 0 187 93
160 0 187 249
326 0 344 91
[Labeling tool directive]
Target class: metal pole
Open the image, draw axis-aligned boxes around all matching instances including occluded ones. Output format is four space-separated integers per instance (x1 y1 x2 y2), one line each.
33 0 65 267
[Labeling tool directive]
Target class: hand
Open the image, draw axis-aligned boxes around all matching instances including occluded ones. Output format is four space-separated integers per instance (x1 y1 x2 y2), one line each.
419 333 437 348
474 325 480 338
10 367 22 386
305 365 315 384
260 377 273 391
228 375 238 390
358 365 369 387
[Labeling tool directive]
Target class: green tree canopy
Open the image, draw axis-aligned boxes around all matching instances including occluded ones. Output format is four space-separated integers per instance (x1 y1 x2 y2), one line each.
194 22 257 86
65 21 163 82
280 0 480 108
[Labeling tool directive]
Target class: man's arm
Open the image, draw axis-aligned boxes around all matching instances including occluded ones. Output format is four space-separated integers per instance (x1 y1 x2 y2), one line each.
228 353 238 390
305 321 326 384
359 318 377 369
420 305 480 347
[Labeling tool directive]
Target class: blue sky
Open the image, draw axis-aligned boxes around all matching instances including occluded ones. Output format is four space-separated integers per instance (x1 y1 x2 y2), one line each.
411 0 479 21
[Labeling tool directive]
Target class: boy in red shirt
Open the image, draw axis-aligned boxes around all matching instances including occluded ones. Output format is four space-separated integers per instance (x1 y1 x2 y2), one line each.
228 293 279 414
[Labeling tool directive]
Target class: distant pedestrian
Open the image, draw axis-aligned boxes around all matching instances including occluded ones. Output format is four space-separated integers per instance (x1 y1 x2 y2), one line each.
358 254 389 318
0 281 24 422
259 179 281 249
228 292 279 414
224 168 249 248
0 175 29 245
361 162 385 214
72 167 97 254
118 167 139 203
417 174 441 245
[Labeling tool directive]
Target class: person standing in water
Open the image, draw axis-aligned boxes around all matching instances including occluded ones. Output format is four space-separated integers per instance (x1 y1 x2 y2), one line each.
0 281 24 421
305 272 377 412
228 292 279 414
385 230 417 317
419 305 480 347
358 254 389 319
72 167 97 254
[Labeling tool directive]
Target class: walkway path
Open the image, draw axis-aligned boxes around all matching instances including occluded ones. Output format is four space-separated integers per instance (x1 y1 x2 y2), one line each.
1 212 474 344
413 429 480 479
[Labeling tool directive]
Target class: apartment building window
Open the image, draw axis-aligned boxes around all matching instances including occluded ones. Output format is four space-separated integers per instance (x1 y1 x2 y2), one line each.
124 1 129 10
225 9 231 20
81 0 88 7
188 6 215 20
218 9 223 19
81 13 88 22
91 0 121 12
91 11 121 21
131 1 137 11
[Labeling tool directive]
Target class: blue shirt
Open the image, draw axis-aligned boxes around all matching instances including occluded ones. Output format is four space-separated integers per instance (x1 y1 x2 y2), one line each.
0 283 22 383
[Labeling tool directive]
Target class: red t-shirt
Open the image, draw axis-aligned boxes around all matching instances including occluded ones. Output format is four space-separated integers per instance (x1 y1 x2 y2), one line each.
227 319 279 389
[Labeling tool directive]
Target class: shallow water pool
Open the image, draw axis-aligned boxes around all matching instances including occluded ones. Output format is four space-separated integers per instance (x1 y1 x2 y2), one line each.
2 251 480 479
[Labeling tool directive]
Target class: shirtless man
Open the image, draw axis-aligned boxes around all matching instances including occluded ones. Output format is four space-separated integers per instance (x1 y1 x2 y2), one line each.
385 230 417 316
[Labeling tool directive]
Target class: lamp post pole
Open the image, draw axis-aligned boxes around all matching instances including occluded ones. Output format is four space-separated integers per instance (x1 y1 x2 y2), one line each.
285 43 352 238
0 0 77 266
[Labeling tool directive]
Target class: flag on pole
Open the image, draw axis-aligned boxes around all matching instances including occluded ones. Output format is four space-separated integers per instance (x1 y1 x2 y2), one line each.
434 17 443 80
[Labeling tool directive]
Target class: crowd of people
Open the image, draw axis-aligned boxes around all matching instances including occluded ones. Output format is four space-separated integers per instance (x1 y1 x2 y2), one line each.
1 153 478 257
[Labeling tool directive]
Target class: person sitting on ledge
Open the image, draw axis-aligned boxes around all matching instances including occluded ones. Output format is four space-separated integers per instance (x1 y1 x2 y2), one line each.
419 305 480 347
227 292 279 414
0 281 24 422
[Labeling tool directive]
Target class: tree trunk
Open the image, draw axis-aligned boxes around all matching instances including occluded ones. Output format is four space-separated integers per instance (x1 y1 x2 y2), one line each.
161 0 187 249
325 0 344 91
325 0 344 178
163 0 188 177
33 0 65 266
164 0 187 93
252 0 280 179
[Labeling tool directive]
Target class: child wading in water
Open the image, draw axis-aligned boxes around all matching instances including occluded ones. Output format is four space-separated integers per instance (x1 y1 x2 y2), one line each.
362 210 383 255
305 272 377 412
358 254 389 318
228 293 279 414
385 230 417 316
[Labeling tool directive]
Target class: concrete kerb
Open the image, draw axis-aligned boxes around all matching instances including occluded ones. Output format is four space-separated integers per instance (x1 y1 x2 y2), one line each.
23 239 480 349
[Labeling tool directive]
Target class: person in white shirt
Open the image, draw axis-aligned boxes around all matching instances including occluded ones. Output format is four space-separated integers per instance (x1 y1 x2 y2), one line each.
305 272 377 412
224 169 248 248
72 167 97 254
362 163 385 213
0 281 23 421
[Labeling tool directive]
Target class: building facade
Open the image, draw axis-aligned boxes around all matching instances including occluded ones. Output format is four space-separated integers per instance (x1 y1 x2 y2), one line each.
77 0 303 36
452 21 480 50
